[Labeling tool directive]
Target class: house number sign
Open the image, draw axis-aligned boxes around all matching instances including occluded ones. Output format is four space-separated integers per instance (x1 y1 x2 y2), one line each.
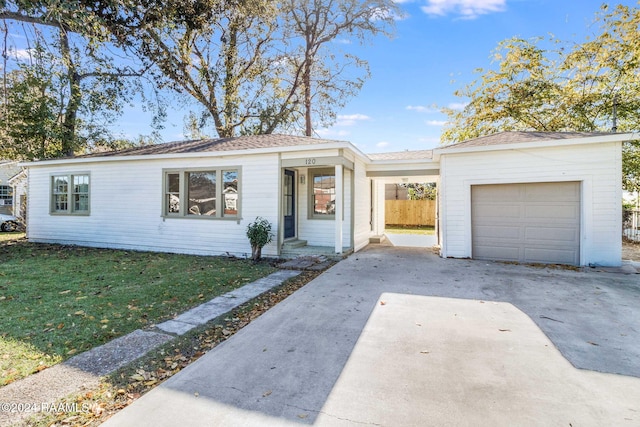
305 158 317 165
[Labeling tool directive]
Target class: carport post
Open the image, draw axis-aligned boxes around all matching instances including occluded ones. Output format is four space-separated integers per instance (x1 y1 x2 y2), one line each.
335 164 343 254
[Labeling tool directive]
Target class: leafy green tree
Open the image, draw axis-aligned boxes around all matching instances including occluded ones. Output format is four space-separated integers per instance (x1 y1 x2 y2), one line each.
1 64 63 160
441 3 640 191
399 183 437 201
1 1 155 157
90 0 293 138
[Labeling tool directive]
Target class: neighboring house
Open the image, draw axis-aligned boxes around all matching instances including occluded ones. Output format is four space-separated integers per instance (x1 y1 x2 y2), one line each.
22 132 634 266
0 160 25 217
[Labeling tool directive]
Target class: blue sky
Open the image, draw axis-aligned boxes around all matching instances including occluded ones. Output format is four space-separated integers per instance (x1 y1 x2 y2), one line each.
117 0 634 153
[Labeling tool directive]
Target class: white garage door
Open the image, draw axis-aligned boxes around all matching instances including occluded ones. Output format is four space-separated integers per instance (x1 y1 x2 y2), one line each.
471 182 580 265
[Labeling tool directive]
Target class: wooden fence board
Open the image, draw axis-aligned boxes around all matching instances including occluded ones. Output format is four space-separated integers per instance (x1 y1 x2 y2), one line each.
385 200 436 226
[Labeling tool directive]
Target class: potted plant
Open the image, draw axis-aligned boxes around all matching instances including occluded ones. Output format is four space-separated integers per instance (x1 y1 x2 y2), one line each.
246 217 273 261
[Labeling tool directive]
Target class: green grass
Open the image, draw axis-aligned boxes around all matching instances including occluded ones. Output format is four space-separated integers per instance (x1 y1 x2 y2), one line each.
0 234 276 386
385 225 435 235
0 231 24 243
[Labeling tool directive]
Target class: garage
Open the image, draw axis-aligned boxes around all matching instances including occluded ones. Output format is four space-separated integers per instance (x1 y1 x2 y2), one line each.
471 182 580 265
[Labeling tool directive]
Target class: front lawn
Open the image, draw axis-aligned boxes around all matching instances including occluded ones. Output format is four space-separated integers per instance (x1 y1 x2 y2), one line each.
0 234 276 386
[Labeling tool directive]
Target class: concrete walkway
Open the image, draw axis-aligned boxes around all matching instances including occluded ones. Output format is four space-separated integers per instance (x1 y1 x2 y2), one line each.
384 232 437 248
102 245 640 426
0 269 300 427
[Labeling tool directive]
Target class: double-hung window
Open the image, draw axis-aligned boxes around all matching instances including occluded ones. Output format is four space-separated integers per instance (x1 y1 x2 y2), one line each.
51 174 90 215
309 168 336 219
163 168 239 219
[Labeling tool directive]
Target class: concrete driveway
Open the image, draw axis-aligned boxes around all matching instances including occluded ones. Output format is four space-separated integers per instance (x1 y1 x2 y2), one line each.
103 246 640 426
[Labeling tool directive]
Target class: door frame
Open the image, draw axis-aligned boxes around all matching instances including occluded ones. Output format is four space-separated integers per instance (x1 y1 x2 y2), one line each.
283 169 296 240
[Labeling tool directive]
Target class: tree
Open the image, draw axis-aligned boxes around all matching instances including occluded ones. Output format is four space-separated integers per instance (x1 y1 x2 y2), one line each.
93 0 398 138
90 0 297 138
281 0 399 136
441 4 640 191
400 183 437 201
1 1 155 158
1 55 63 160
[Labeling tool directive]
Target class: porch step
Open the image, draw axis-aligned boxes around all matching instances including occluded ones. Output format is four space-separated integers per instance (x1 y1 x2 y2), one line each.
369 235 386 244
282 239 308 249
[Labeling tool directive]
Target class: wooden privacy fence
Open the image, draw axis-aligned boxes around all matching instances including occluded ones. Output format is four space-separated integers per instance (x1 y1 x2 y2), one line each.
385 200 436 227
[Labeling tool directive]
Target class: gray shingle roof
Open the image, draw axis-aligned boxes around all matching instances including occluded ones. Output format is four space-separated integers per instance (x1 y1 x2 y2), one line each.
442 131 616 150
78 134 348 158
368 150 434 161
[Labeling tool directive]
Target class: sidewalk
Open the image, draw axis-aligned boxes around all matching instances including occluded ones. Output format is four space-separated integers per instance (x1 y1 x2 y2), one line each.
0 269 301 426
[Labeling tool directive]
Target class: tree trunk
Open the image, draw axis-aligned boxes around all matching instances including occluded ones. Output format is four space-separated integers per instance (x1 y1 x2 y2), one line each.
303 49 313 137
221 15 240 138
251 245 262 261
59 29 81 156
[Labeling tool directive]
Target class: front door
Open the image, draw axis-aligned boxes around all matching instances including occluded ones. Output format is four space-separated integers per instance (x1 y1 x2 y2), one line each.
283 170 295 239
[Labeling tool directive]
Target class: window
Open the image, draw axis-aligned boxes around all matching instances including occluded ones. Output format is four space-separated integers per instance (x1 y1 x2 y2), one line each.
163 168 240 219
51 174 89 214
309 169 335 219
223 170 238 216
0 185 12 207
188 171 216 216
166 173 180 214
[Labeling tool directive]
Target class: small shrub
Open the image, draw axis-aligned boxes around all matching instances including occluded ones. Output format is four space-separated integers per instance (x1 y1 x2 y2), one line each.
246 217 273 261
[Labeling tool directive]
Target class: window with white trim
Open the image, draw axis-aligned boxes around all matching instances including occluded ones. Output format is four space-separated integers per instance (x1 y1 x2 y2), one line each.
0 185 12 207
51 174 90 214
163 168 239 219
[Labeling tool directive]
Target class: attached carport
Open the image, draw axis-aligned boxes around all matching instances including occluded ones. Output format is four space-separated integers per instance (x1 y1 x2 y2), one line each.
366 150 439 246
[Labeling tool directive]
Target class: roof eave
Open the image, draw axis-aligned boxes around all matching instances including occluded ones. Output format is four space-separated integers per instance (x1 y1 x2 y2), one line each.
22 141 366 167
433 132 637 161
368 158 436 166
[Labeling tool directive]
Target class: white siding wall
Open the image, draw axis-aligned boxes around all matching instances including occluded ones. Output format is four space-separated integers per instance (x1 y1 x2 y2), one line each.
440 142 622 266
27 154 281 257
296 166 352 248
353 158 372 252
374 180 386 235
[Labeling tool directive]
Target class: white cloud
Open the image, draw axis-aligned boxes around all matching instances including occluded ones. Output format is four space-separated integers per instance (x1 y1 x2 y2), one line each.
448 102 468 110
335 114 371 127
10 48 33 60
406 105 437 113
376 141 390 148
421 0 506 19
425 120 446 126
316 128 351 137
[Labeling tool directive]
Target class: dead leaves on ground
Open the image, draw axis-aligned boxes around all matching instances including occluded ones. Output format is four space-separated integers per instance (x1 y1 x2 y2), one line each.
30 271 320 427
